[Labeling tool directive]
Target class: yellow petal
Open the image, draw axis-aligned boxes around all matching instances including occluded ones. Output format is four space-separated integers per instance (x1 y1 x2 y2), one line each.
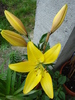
1 30 27 47
40 70 53 99
51 4 68 33
9 61 36 72
23 68 42 94
4 10 27 35
44 43 61 64
27 41 44 63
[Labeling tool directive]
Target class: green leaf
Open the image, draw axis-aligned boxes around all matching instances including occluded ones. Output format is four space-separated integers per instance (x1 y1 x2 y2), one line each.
6 95 14 99
41 94 49 100
24 97 32 100
13 86 24 95
0 97 5 100
6 94 24 100
6 67 11 95
16 73 21 89
11 71 16 94
26 90 41 95
54 71 60 78
53 80 57 89
0 61 7 80
54 97 60 100
25 90 42 100
0 70 7 80
13 93 25 100
58 76 66 84
44 42 50 52
0 71 7 94
15 93 24 97
39 33 47 43
0 79 6 86
0 93 5 97
0 82 6 94
13 79 25 95
54 91 58 97
0 61 5 71
58 91 65 100
20 79 26 87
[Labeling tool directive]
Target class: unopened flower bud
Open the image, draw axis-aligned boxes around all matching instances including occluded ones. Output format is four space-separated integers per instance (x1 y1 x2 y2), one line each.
51 4 68 33
1 30 27 47
4 10 27 35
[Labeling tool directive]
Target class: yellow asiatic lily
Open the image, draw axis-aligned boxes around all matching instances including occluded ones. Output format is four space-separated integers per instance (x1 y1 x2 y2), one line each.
9 41 61 99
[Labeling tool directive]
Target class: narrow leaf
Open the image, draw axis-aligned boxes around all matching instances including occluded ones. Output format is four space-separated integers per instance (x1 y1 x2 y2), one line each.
0 93 5 97
13 79 25 95
39 33 47 43
6 67 11 95
11 71 16 94
13 86 24 95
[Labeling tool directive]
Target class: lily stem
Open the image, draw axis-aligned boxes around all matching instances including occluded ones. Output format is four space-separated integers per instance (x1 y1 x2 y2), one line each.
43 31 52 53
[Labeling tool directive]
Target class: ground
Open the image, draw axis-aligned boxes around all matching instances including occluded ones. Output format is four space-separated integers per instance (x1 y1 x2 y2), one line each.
0 2 7 16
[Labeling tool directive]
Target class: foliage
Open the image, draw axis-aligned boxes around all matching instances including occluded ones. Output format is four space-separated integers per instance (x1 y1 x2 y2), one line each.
9 51 22 63
0 60 7 80
0 51 25 100
38 33 50 52
0 68 25 100
52 71 66 100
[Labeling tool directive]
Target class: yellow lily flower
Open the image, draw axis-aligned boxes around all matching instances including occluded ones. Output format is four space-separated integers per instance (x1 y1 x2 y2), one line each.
51 4 68 33
4 10 27 35
9 41 61 99
1 30 27 47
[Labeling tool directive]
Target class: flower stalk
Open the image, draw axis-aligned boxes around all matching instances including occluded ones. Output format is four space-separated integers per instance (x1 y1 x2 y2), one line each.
43 31 52 53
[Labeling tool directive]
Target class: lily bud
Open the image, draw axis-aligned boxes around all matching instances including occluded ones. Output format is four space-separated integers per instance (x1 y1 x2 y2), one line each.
1 30 27 47
4 10 27 35
51 4 68 33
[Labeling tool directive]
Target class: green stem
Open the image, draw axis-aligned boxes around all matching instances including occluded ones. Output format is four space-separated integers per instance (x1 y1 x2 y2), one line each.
43 31 52 53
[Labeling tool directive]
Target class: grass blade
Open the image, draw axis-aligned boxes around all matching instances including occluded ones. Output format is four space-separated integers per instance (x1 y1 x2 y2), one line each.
13 79 25 95
11 71 16 94
6 67 11 95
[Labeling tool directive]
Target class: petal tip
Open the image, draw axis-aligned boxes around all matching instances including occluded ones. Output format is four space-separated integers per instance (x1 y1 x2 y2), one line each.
64 4 68 11
23 90 27 94
58 43 61 49
4 10 8 15
65 4 68 7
